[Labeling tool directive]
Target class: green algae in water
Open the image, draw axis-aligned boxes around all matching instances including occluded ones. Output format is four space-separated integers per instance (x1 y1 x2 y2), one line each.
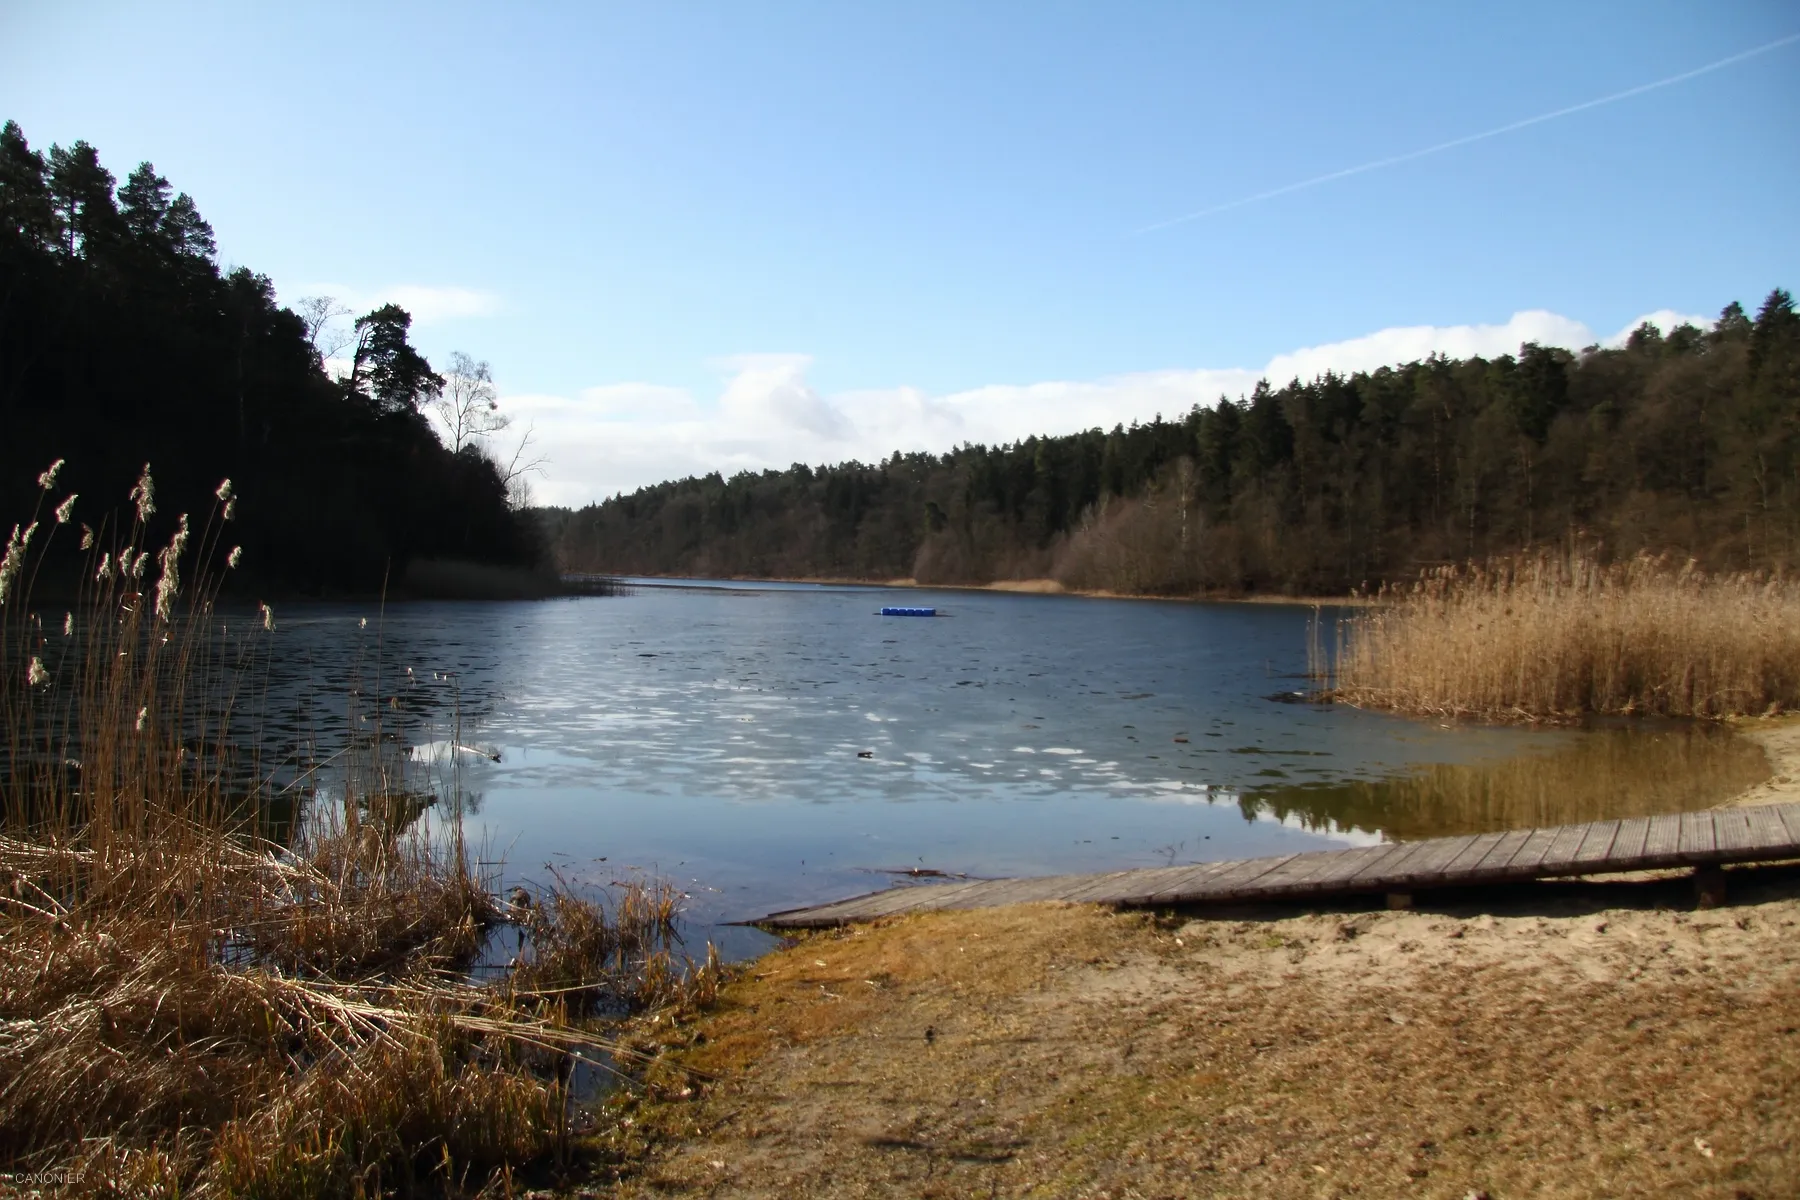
1241 722 1772 841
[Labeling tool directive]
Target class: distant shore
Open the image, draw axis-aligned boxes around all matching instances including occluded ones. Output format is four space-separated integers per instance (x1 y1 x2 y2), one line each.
612 571 1376 607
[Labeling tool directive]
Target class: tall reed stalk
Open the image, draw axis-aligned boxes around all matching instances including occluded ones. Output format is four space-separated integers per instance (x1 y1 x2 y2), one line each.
1325 548 1800 721
0 463 721 1197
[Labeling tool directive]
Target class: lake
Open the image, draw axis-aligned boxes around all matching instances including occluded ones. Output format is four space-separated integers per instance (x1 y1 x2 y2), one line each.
258 581 1769 958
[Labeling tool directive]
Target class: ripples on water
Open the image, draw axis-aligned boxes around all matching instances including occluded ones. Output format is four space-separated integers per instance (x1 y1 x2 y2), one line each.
254 582 1767 956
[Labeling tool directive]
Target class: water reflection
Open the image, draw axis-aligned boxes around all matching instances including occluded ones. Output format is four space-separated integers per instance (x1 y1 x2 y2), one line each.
1243 722 1769 840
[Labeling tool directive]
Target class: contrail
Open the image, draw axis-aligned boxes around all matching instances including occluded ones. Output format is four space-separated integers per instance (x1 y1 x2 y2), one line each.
1138 32 1800 234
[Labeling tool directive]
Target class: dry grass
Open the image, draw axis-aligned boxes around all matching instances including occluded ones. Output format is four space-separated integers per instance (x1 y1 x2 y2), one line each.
1326 548 1800 721
0 463 722 1197
613 873 1800 1199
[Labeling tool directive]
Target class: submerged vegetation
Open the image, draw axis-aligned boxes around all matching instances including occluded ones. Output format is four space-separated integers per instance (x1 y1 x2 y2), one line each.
0 465 717 1195
1325 548 1800 721
554 287 1800 595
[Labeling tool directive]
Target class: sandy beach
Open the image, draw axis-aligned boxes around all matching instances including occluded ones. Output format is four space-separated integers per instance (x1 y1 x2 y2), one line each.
605 889 1797 1196
1723 716 1800 808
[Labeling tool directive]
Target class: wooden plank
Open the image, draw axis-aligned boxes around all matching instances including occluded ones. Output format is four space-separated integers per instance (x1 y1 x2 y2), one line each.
1306 842 1406 888
1643 812 1683 860
1713 808 1755 855
1022 873 1120 902
951 875 1086 906
1140 859 1246 904
1443 831 1508 875
1235 849 1355 897
923 880 1022 909
765 889 902 925
780 880 996 923
1108 865 1221 905
1390 834 1481 885
1168 856 1269 899
1469 829 1534 877
1295 844 1399 889
1744 805 1792 855
931 881 1032 910
1350 839 1434 886
1165 858 1271 900
756 892 877 922
1059 871 1151 903
826 887 962 920
754 802 1800 928
1572 820 1621 866
1609 817 1652 864
1678 810 1717 858
771 902 892 927
1504 826 1565 875
892 881 997 912
1774 802 1800 846
1193 854 1298 899
942 882 1038 909
1540 821 1596 875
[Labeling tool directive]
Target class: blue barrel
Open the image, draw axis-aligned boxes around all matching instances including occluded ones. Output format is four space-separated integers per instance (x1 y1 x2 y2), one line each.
880 606 937 617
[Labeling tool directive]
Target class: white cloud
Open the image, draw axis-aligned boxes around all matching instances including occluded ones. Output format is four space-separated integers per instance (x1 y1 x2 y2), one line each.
379 284 500 324
1261 310 1592 383
1601 309 1713 348
509 307 1715 508
715 354 850 440
575 383 699 418
284 282 500 326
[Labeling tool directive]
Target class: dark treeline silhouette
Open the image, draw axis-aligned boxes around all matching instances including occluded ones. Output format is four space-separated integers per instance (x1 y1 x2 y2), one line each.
0 121 541 595
554 289 1800 594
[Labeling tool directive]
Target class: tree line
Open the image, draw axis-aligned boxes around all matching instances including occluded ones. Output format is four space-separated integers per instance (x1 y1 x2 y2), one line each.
552 289 1800 594
0 121 543 595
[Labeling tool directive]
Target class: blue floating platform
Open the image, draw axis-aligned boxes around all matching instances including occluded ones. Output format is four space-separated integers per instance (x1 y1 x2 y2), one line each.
880 606 937 617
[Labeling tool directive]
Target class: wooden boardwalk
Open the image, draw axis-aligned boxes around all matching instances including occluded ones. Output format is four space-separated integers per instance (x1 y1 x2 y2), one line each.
752 802 1800 929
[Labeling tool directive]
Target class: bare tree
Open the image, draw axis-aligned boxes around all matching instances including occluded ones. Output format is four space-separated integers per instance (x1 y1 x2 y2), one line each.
430 351 509 454
294 295 354 370
496 421 549 511
423 352 546 508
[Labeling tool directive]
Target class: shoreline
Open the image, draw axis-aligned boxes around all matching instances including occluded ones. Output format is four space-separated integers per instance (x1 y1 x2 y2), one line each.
1721 714 1800 808
610 570 1375 607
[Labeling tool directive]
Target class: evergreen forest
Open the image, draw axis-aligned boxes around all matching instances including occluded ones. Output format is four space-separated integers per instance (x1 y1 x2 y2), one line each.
553 290 1800 595
0 121 541 595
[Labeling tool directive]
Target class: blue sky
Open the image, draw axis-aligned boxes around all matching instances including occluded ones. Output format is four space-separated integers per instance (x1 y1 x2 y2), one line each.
3 2 1796 502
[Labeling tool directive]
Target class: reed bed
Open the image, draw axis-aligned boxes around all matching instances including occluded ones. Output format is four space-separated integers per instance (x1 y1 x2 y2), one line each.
1327 548 1800 721
0 463 720 1197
